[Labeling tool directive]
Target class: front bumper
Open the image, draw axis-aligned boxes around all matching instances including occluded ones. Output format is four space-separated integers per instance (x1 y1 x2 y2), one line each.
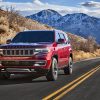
0 56 52 73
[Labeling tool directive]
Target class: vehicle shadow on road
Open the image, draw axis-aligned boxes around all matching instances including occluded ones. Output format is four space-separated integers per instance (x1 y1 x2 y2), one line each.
0 71 66 85
0 74 48 85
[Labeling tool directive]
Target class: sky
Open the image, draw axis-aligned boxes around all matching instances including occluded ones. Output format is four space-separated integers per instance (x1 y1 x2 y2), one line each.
0 0 100 17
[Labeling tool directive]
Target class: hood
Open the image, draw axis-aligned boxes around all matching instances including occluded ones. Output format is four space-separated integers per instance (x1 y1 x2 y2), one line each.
0 42 53 49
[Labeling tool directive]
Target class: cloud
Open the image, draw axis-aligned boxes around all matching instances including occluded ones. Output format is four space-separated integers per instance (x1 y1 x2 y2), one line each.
33 0 44 6
0 1 100 18
0 0 3 2
80 1 100 8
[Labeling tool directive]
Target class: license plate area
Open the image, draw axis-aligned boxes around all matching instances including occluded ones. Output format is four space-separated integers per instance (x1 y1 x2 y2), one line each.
1 61 34 66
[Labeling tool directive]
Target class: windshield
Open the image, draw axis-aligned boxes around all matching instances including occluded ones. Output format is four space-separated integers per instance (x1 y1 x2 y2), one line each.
11 31 54 43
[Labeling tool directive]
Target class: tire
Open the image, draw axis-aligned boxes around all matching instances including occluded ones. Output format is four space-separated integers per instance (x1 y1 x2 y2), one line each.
0 73 10 79
64 57 73 75
46 58 58 81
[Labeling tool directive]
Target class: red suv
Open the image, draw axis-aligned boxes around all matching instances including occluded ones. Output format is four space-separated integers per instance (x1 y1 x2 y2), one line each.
0 30 73 81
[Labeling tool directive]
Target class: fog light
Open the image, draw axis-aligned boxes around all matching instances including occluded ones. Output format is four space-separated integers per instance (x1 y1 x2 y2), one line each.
1 69 5 71
34 61 46 66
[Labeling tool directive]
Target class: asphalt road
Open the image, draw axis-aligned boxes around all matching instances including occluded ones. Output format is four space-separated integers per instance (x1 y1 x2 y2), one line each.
0 58 100 100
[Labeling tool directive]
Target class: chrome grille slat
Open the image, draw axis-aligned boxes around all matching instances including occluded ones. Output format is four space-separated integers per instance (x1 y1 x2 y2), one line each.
3 49 34 56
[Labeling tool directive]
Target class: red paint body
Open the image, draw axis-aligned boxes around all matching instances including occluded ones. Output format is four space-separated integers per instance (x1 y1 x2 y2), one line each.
0 30 73 74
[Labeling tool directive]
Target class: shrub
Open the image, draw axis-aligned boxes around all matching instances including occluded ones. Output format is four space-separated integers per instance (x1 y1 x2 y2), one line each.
0 25 9 33
0 16 9 26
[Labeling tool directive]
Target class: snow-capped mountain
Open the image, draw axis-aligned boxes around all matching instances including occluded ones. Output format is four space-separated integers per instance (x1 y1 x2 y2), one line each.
56 13 100 42
26 9 100 43
26 9 62 27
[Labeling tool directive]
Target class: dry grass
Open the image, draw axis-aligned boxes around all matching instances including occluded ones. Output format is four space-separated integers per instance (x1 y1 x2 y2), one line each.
94 49 100 57
0 16 9 34
0 16 17 44
73 49 100 61
0 10 52 44
0 16 8 25
24 19 49 30
0 25 9 33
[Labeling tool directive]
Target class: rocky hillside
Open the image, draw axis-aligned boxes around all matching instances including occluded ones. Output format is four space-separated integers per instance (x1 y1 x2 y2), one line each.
0 9 52 44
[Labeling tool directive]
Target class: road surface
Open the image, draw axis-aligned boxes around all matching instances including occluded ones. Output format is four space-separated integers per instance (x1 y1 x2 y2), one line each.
0 58 100 100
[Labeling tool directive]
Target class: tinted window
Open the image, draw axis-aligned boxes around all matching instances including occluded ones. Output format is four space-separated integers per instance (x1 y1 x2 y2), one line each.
55 32 60 42
12 31 54 43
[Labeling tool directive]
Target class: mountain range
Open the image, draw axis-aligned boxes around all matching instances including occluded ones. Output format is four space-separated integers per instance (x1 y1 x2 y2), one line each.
26 9 100 44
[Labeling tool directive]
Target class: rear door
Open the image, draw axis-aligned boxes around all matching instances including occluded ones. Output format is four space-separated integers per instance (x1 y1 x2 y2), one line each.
59 33 67 67
63 33 71 65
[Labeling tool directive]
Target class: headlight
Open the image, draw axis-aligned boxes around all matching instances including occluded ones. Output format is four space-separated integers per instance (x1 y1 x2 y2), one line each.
34 48 50 55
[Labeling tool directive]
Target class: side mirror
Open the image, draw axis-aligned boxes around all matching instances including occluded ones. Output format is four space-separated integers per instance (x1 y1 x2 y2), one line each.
6 39 11 44
58 39 65 44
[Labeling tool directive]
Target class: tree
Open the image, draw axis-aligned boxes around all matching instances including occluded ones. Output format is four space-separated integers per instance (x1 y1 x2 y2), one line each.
86 36 96 52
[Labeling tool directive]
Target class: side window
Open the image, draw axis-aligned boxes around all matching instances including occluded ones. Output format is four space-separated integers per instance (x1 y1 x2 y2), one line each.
60 33 64 39
55 32 60 42
59 33 66 44
59 33 65 40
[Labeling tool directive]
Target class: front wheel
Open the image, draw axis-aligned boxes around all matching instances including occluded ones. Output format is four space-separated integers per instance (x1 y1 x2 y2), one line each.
46 58 58 81
64 57 73 75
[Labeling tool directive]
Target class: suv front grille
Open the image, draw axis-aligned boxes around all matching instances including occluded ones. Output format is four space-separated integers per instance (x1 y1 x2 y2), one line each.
3 49 34 56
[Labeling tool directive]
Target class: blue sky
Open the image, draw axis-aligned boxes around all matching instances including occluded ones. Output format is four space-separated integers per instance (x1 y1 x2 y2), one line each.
0 0 100 17
3 0 100 6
